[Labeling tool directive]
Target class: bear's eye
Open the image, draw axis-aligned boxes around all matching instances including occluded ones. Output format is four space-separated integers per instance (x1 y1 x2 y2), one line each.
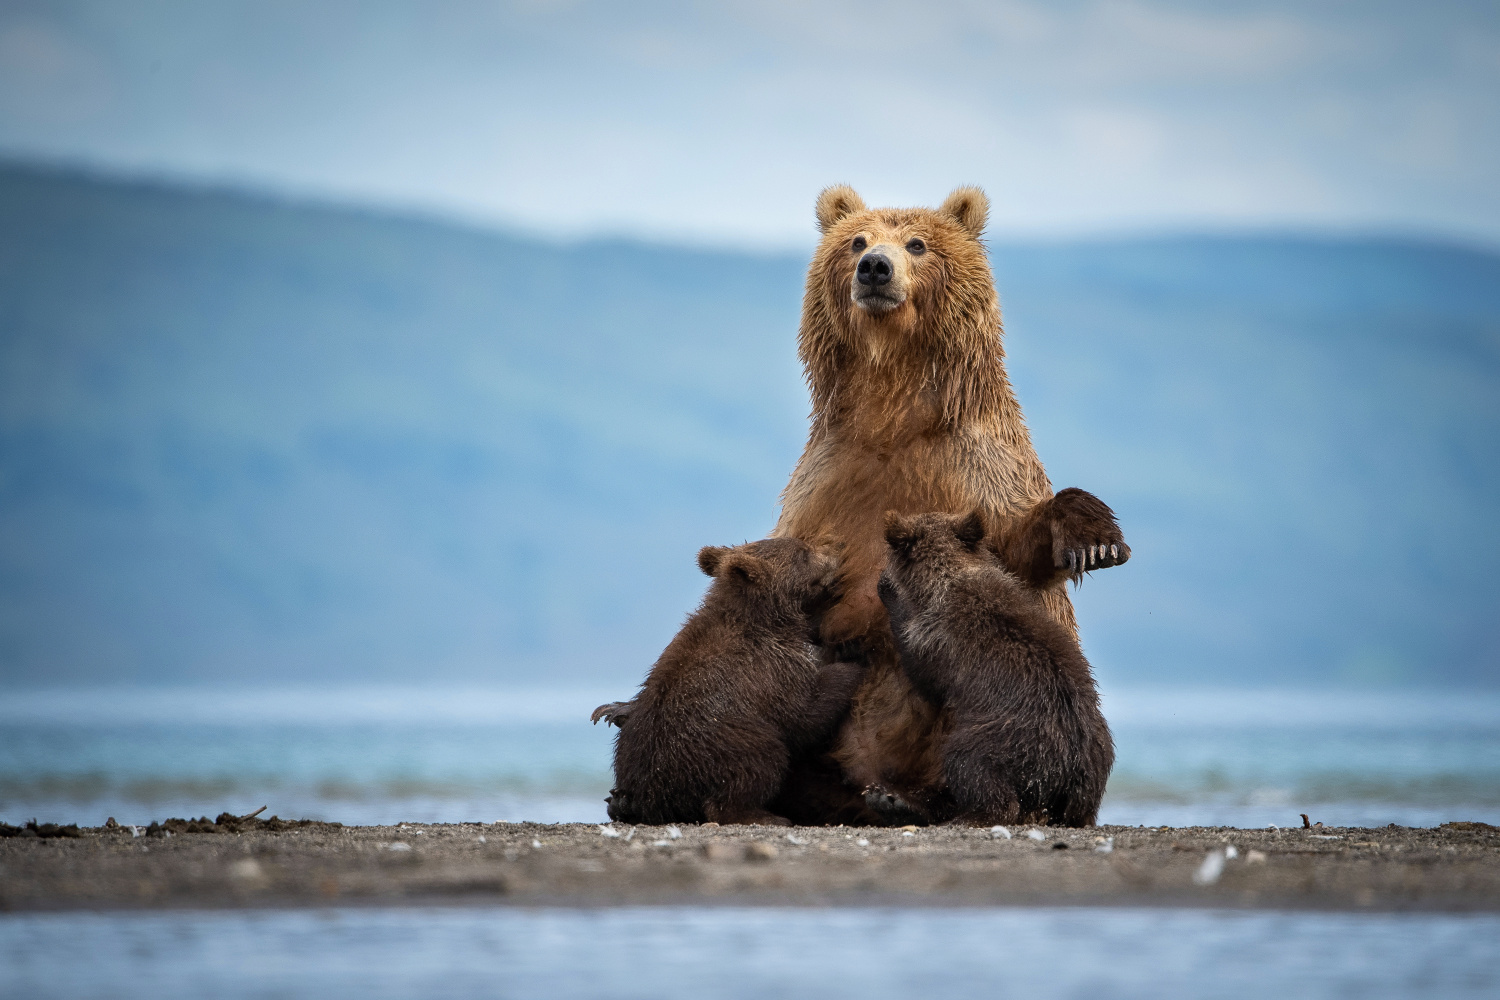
851 236 867 253
906 238 927 255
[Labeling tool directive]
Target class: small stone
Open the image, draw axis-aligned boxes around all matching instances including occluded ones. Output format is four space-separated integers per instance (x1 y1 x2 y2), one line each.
745 842 778 862
701 842 738 861
229 859 263 881
1246 849 1267 864
991 826 1012 840
1192 850 1226 885
1027 829 1047 841
666 826 682 839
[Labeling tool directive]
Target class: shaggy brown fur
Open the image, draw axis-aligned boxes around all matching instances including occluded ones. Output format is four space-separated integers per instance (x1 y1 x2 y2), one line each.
772 185 1128 821
600 538 863 826
878 511 1114 827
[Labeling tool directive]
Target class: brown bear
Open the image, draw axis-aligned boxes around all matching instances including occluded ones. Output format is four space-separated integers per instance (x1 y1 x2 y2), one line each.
878 511 1114 827
770 185 1129 823
597 537 863 826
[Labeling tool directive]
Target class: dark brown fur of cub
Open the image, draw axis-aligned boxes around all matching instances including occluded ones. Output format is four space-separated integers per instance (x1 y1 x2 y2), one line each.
878 511 1114 827
605 538 862 826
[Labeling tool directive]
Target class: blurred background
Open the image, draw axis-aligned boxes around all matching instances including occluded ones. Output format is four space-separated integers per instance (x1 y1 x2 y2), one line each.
2 0 1497 829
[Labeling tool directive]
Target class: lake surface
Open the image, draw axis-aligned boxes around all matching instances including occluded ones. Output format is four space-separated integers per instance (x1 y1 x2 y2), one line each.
4 906 1497 999
3 686 1498 829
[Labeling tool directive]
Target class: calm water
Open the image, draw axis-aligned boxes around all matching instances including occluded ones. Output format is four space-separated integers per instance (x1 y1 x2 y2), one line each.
2 686 1498 829
3 906 1497 999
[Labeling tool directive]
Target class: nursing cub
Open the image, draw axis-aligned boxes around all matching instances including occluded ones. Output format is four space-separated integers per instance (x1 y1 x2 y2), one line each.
878 511 1114 826
599 538 862 825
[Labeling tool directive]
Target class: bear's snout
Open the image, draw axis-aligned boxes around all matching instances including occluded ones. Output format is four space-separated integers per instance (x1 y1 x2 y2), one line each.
856 251 893 287
850 243 910 314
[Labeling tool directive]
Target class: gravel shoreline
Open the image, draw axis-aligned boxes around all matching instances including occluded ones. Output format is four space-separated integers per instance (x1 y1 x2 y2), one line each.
3 819 1497 912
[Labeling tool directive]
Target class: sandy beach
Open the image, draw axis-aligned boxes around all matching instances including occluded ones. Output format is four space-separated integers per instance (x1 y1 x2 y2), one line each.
3 816 1497 912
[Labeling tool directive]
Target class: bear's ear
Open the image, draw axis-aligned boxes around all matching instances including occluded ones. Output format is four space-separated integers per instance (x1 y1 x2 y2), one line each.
883 510 917 552
816 185 867 232
697 545 730 577
719 552 768 588
939 186 989 239
954 509 987 550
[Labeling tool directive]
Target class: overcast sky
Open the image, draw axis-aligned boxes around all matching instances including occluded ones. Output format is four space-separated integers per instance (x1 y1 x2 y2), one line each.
1 0 1497 248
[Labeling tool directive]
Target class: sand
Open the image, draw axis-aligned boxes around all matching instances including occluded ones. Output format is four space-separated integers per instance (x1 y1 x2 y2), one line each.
3 817 1498 912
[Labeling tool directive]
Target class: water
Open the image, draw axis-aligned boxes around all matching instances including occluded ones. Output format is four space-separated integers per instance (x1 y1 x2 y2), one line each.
2 906 1497 999
2 686 1498 829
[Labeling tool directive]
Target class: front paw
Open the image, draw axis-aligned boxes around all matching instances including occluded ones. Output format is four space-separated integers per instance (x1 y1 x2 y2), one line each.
591 700 636 728
862 782 927 824
1049 488 1130 582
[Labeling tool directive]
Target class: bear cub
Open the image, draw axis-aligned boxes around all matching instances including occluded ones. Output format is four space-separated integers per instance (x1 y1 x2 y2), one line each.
601 537 863 826
878 511 1114 827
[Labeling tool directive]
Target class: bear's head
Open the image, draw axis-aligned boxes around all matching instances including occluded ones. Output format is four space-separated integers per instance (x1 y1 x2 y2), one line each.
801 185 997 382
697 537 842 620
878 510 998 612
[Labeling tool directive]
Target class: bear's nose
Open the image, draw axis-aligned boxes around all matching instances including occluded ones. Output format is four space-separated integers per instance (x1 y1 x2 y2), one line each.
856 252 893 287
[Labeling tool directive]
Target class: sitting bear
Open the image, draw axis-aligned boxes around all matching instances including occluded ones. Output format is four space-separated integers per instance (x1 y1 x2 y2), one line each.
598 537 863 826
770 184 1130 822
877 511 1114 827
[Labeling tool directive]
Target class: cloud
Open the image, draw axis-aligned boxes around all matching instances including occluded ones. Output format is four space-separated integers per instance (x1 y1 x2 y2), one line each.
0 0 1494 246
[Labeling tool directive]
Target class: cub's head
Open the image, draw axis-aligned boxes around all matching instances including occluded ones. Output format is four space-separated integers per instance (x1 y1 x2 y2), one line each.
805 185 995 361
878 510 996 607
697 537 842 618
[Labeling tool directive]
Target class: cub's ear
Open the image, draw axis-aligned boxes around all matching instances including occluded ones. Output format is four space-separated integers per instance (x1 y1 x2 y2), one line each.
816 184 867 232
883 510 917 551
954 509 987 550
719 552 768 587
697 545 731 577
939 186 989 239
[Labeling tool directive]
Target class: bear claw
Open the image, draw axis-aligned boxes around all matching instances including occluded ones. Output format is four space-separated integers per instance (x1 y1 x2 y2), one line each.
591 700 635 727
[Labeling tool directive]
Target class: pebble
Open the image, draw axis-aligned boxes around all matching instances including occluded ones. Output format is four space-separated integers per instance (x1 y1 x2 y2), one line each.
1193 850 1226 885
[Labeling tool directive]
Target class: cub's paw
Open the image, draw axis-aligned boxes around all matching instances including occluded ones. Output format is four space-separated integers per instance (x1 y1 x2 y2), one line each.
1049 488 1130 583
591 700 636 728
862 783 927 825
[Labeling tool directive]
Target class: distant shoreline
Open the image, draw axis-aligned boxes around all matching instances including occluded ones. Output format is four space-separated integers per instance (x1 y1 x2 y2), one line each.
5 820 1496 913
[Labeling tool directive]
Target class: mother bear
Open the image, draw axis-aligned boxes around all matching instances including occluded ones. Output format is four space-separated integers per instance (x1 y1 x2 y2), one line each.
765 185 1129 825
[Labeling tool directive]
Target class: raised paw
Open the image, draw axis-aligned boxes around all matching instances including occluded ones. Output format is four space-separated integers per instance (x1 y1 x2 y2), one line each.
591 699 636 728
1049 487 1130 583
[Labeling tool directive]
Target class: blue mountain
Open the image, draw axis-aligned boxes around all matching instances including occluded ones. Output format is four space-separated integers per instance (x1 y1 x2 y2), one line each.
1 163 1496 688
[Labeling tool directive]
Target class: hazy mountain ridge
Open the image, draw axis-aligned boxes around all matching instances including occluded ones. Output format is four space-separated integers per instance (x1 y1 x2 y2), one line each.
1 163 1496 687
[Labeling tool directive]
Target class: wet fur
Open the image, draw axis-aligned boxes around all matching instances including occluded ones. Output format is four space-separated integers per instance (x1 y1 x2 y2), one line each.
880 512 1114 826
604 539 862 825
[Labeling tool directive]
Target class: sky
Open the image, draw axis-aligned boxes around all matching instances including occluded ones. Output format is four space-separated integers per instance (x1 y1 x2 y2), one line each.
0 0 1497 248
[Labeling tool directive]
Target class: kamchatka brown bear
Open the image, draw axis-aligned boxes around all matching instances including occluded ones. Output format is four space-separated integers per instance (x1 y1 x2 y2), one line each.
597 538 862 826
878 511 1114 827
771 185 1130 823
